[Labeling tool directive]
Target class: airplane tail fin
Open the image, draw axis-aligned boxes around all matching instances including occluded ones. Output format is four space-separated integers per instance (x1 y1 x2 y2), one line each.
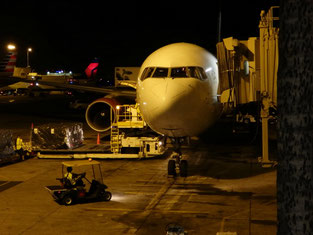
0 51 17 73
84 58 99 79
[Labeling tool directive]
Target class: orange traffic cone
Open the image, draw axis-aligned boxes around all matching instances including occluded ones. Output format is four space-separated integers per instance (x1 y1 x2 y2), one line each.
97 133 100 145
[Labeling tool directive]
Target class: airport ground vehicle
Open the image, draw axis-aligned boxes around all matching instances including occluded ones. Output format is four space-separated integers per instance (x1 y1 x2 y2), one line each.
34 104 165 159
166 223 187 235
45 160 112 205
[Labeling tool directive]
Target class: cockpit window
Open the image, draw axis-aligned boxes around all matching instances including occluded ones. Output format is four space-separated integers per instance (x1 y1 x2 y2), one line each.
197 67 208 80
140 66 208 81
171 67 208 80
152 67 168 77
171 67 188 78
140 67 155 81
188 66 208 80
187 67 198 78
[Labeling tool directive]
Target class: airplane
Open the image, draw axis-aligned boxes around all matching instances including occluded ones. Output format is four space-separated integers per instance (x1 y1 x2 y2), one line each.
136 43 222 176
0 49 17 75
84 58 99 79
0 58 100 95
0 49 21 87
14 42 221 176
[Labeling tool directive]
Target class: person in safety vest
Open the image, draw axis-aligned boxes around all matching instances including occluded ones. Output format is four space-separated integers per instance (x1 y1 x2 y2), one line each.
64 167 86 188
15 136 25 160
64 167 76 187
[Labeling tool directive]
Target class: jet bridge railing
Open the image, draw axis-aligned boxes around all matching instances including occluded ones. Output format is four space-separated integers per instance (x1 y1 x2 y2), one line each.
115 104 146 129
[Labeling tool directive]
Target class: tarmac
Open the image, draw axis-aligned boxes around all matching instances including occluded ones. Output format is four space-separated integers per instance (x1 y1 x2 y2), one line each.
0 94 277 234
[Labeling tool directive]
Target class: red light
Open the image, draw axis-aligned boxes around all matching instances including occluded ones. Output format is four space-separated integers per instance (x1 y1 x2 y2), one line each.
78 191 85 197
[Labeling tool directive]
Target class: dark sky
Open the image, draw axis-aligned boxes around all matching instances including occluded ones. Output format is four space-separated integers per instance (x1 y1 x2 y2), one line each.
0 0 278 76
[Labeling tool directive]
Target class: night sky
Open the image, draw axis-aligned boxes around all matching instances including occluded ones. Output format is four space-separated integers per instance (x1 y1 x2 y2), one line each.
0 0 278 78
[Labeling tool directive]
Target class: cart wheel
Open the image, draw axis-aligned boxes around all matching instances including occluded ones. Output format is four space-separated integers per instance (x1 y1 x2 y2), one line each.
102 191 112 201
63 195 73 205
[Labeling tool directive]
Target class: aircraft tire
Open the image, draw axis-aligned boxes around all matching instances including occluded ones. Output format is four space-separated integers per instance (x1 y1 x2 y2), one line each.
180 160 188 177
168 160 176 176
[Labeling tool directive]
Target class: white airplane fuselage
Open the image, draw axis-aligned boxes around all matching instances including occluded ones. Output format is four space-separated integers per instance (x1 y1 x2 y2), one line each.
137 43 221 137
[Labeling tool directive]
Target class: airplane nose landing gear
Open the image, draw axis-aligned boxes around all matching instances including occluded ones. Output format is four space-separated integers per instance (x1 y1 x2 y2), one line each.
168 137 188 177
168 153 188 177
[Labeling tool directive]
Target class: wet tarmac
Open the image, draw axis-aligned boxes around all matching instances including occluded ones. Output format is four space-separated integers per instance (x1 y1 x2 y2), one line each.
0 94 277 234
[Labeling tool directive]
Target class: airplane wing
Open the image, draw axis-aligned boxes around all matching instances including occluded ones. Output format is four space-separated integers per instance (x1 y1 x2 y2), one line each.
23 78 137 97
118 80 137 89
0 75 24 87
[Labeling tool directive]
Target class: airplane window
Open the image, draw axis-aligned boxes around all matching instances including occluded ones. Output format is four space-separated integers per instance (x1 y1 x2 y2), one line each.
171 67 188 78
198 67 208 80
172 66 206 80
152 68 169 78
140 66 208 80
140 67 155 81
188 67 208 80
187 67 200 79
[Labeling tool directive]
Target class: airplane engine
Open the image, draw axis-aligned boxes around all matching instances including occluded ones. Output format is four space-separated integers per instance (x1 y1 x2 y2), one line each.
85 97 120 132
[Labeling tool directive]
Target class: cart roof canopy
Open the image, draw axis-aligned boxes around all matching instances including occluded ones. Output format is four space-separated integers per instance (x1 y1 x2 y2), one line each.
62 160 101 167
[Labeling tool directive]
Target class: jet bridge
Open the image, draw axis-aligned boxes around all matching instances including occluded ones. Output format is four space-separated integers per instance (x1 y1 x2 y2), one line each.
216 6 279 167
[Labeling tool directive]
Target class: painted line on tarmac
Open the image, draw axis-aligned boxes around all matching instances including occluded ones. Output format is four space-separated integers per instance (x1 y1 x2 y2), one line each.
124 191 156 195
85 207 142 212
86 180 175 213
144 178 175 211
219 207 250 233
85 178 175 216
127 178 176 234
84 206 216 215
0 181 23 192
124 191 199 196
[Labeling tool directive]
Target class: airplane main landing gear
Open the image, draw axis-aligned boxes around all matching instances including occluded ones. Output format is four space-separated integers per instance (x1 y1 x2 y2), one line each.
168 137 188 177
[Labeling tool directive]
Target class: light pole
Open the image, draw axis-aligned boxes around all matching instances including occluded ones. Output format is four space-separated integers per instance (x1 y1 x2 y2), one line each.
27 47 32 67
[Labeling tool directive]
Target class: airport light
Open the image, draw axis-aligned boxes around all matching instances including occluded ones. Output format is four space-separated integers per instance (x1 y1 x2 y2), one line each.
27 47 32 67
7 44 16 50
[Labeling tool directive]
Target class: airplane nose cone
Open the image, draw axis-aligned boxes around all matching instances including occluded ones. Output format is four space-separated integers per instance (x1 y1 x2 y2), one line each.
150 79 189 112
139 78 200 136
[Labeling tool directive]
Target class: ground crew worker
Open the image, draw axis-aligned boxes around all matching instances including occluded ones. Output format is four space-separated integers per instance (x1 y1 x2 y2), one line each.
64 167 85 189
64 167 76 187
15 136 24 160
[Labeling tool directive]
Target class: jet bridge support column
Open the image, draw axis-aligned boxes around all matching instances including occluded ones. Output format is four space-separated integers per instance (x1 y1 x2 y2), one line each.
258 6 279 167
259 92 274 167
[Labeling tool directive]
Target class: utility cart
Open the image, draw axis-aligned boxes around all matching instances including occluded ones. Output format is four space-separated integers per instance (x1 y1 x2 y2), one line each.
45 160 112 205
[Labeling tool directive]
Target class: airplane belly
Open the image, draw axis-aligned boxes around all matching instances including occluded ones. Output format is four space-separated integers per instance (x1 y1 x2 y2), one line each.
138 78 219 137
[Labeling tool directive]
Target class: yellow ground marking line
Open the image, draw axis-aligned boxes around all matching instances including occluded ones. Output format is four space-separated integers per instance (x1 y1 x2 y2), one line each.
0 181 9 186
